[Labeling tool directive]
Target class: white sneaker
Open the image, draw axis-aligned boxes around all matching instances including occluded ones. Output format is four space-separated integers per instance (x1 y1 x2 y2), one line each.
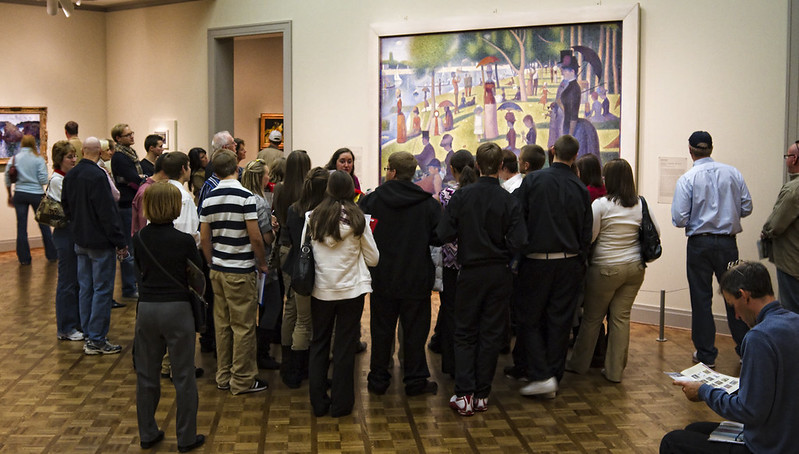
449 394 474 416
520 376 558 396
474 396 488 412
57 330 85 341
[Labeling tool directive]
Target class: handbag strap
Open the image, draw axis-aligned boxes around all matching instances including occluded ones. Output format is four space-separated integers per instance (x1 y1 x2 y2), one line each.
639 196 650 219
134 230 191 292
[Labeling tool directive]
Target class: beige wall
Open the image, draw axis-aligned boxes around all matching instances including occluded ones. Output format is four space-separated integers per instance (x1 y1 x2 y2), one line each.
0 3 107 250
0 0 791 323
233 36 283 162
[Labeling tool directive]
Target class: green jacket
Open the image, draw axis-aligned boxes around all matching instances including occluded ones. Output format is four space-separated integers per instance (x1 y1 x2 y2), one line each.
763 173 799 278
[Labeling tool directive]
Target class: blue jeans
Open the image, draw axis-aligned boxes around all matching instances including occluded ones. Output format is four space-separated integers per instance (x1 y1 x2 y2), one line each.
776 268 799 314
117 207 137 296
53 228 80 335
75 245 116 343
686 235 749 363
13 191 57 264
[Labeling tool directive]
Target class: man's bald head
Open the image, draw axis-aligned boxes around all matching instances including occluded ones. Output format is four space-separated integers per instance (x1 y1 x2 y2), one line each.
82 137 101 161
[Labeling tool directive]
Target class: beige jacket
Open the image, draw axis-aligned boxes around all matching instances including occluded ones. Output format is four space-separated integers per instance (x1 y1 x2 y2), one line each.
763 173 799 278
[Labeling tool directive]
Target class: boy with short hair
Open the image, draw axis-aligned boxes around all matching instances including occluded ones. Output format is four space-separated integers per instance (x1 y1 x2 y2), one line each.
200 150 269 395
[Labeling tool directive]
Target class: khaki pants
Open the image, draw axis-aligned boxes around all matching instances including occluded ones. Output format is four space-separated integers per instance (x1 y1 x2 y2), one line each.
280 245 312 351
210 270 258 394
566 261 645 382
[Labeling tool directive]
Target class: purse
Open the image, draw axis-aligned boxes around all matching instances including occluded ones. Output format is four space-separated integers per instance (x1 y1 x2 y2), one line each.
35 181 68 229
638 196 662 264
135 231 208 332
291 214 315 297
6 156 18 184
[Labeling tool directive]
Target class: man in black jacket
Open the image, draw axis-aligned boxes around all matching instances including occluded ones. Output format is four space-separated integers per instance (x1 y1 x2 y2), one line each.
62 137 128 355
110 123 145 299
360 151 441 396
513 134 592 398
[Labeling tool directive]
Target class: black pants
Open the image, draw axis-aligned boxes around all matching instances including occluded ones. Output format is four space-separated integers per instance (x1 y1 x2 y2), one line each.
510 268 528 372
453 264 511 398
518 257 584 381
660 422 751 454
438 266 458 376
308 295 364 417
368 293 432 393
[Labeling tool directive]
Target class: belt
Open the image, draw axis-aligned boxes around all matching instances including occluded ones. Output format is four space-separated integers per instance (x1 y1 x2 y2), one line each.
691 233 736 239
526 252 579 260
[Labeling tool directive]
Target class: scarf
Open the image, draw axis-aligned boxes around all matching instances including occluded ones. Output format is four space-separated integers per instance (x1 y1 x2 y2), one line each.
116 144 143 176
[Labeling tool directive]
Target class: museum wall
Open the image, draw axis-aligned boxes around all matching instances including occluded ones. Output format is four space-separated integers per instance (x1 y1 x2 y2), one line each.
105 1 211 155
0 0 790 326
0 3 108 250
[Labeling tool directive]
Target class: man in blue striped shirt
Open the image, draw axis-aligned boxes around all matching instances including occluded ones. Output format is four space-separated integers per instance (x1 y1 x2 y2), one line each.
672 131 753 368
200 149 269 395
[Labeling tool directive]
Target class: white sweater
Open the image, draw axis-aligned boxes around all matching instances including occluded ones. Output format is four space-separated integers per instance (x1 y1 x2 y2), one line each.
591 196 661 265
311 217 379 301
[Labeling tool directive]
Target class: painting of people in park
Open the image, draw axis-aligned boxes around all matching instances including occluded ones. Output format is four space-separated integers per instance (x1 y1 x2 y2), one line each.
379 21 622 183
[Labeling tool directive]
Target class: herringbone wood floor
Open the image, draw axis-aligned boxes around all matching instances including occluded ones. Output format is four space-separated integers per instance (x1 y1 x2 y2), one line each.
0 248 741 453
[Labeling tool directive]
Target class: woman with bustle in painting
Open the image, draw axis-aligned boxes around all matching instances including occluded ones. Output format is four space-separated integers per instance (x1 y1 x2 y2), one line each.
396 90 407 144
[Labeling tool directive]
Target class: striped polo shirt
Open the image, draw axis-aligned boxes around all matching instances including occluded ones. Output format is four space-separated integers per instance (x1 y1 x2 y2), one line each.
200 178 258 273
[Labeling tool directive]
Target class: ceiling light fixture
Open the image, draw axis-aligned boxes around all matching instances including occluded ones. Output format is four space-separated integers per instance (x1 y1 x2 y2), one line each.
46 0 76 17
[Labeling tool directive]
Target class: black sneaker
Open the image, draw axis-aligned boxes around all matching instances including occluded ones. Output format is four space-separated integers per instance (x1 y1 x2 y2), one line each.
111 300 126 309
238 378 268 394
84 340 122 355
367 381 388 395
178 434 205 453
140 430 164 449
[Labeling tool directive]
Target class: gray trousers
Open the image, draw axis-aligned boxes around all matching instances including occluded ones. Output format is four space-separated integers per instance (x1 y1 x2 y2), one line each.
134 301 198 447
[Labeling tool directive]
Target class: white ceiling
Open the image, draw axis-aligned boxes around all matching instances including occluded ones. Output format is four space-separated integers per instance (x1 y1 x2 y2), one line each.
0 0 204 12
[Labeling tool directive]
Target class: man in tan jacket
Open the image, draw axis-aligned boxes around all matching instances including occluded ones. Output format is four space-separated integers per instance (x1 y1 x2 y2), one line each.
762 140 799 313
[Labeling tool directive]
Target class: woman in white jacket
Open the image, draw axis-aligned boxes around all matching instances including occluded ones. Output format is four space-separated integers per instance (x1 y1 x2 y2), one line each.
308 170 379 417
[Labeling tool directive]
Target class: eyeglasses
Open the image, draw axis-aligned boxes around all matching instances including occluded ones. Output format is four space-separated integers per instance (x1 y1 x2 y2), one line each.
384 167 394 172
120 132 134 138
784 154 797 159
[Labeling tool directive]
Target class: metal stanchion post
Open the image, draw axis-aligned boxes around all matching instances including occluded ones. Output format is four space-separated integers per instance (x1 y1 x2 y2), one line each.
657 289 667 342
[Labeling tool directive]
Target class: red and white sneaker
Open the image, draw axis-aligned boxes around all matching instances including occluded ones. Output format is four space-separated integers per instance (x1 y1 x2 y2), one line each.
473 396 488 412
449 394 474 416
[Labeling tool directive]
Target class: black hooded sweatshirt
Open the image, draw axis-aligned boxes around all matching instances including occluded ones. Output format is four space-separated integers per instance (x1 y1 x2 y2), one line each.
359 179 441 299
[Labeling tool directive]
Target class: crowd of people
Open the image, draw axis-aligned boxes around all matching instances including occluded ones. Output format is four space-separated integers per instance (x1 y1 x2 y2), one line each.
7 120 799 453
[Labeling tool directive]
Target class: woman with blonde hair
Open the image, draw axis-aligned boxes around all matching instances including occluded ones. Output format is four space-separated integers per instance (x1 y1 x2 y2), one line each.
566 158 659 383
241 159 281 370
308 170 378 417
132 181 204 452
5 134 56 265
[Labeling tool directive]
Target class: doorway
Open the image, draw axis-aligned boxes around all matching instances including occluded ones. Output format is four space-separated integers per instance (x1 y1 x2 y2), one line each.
208 22 292 153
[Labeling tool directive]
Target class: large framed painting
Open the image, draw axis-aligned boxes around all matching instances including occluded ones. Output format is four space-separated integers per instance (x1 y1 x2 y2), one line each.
372 4 640 184
0 107 47 165
259 113 284 150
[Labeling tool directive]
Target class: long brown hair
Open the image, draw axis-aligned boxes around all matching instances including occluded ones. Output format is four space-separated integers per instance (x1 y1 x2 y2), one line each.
274 150 311 226
603 158 638 208
292 167 329 214
309 170 365 241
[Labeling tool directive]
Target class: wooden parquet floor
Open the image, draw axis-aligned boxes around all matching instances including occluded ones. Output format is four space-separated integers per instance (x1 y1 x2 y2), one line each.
0 248 742 453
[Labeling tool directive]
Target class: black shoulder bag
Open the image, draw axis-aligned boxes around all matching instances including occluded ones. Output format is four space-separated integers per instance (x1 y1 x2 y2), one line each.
291 216 315 297
135 231 208 332
639 196 662 265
